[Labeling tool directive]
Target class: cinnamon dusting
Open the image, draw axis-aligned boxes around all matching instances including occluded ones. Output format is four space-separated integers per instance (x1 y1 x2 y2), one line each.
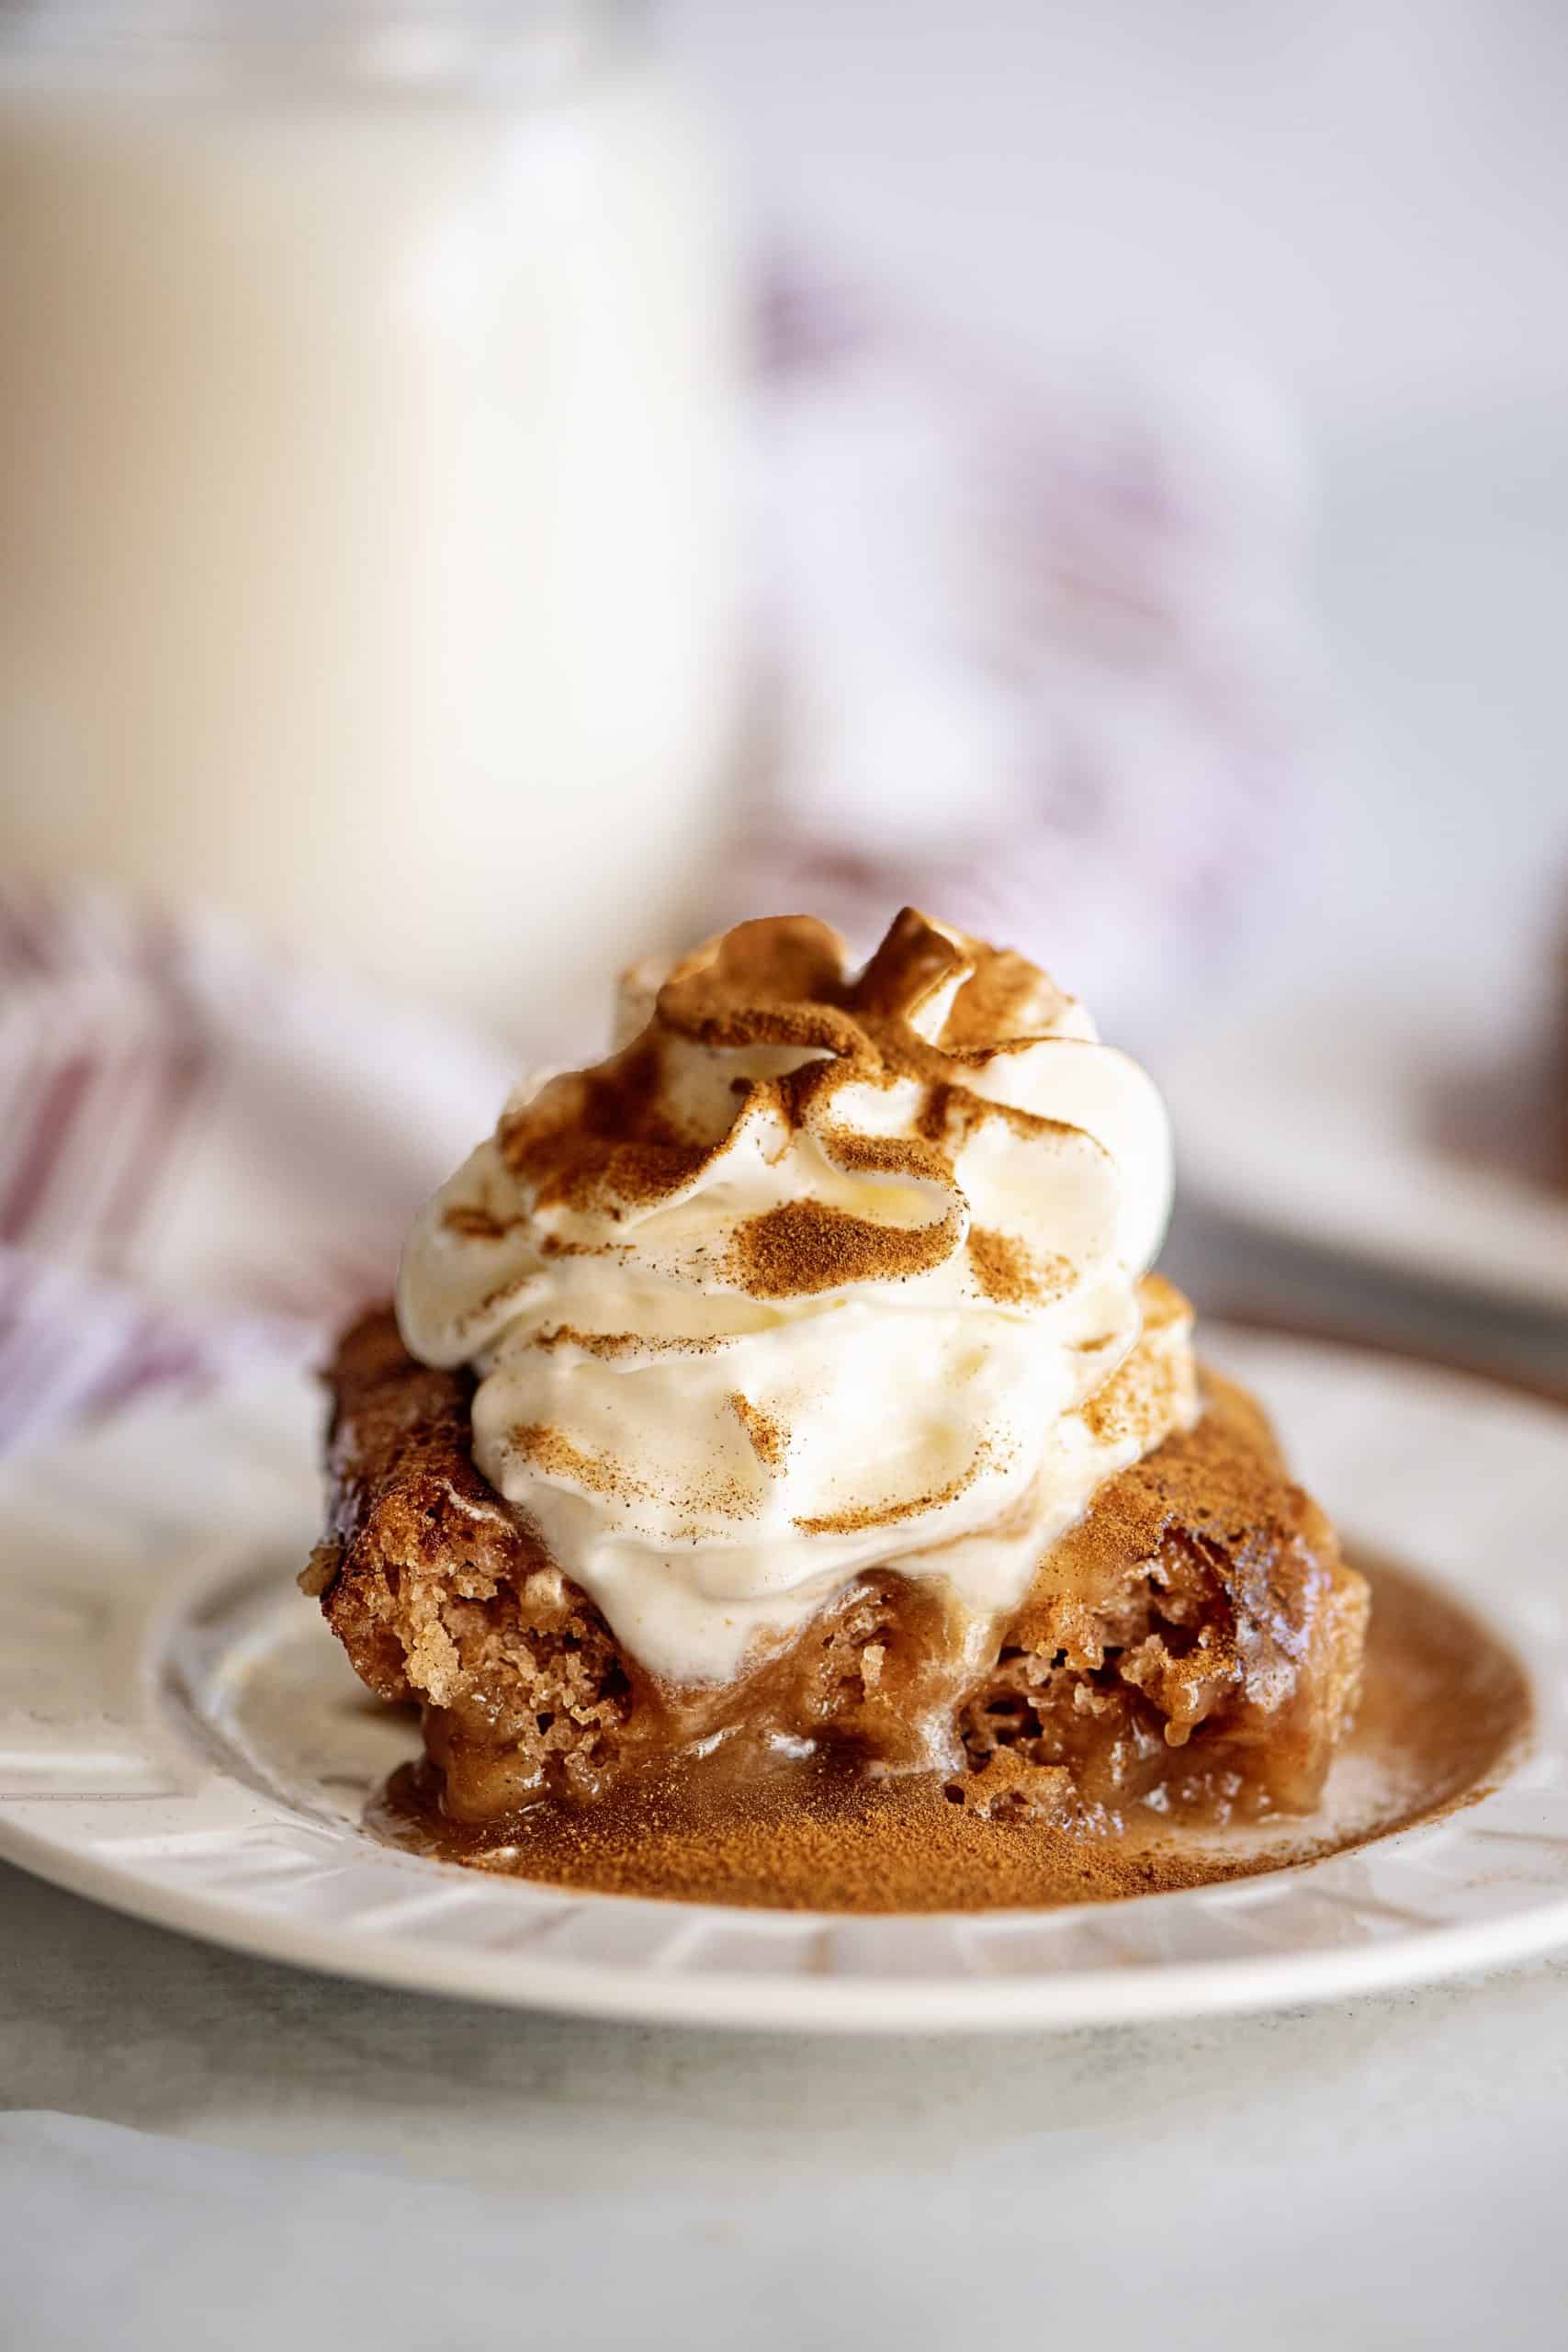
733 1198 958 1297
536 1327 640 1358
372 1557 1530 1913
536 1326 720 1360
485 910 1100 1258
441 1204 522 1241
730 1392 786 1469
814 1123 954 1190
500 1038 716 1216
509 1423 633 1500
791 1453 987 1538
967 1227 1070 1306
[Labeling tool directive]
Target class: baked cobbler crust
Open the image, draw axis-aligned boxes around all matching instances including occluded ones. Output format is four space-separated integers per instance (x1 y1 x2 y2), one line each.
305 1298 1368 1827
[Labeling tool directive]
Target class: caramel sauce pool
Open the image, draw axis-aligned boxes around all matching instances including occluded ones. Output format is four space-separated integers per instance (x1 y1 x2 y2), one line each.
367 1560 1532 1913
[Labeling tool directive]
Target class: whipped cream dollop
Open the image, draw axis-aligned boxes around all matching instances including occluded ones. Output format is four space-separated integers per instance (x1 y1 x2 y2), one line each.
397 910 1194 1685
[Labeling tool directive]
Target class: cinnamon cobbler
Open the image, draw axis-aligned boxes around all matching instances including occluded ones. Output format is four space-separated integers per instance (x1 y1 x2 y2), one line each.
303 910 1369 1842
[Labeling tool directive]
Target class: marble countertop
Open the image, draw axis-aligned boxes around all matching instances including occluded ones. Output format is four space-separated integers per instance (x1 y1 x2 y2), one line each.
6 1860 1568 2350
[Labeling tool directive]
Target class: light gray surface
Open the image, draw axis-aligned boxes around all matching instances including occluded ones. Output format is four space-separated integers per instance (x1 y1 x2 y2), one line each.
4 1863 1568 2350
673 0 1568 431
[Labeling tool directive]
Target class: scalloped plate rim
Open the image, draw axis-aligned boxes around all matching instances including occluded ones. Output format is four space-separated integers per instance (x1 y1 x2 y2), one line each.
1 1332 1565 2033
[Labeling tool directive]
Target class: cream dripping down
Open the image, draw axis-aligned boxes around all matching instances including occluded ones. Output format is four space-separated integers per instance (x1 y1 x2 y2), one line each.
397 910 1196 1684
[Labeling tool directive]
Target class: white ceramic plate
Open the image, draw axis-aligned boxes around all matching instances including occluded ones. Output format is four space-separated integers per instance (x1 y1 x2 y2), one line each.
1164 990 1568 1316
2 1331 1566 2033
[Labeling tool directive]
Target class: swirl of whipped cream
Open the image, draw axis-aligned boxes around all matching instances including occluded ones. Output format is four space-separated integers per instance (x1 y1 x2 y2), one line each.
397 910 1192 1685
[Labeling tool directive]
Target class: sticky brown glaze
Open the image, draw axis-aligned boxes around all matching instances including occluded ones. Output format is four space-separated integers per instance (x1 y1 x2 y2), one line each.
371 1558 1526 1914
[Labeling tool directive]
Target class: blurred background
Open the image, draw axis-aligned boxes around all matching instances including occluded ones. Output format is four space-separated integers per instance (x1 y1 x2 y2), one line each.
1 0 1565 1432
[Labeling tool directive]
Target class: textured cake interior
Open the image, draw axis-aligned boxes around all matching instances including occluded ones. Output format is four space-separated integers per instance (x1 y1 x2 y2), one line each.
304 1306 1368 1827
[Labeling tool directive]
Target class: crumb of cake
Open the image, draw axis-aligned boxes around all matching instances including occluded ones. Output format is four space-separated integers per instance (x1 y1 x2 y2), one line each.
368 1558 1528 1915
307 1304 1366 1829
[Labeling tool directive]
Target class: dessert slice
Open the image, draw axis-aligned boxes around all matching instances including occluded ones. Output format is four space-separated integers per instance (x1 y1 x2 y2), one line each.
307 1289 1364 1825
303 909 1367 1830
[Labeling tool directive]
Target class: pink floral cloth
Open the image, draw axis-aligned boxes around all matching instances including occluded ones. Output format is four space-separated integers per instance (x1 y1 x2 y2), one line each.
0 888 508 1451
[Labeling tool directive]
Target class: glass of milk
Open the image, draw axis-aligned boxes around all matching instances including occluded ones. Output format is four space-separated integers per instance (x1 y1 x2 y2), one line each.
0 1 743 1046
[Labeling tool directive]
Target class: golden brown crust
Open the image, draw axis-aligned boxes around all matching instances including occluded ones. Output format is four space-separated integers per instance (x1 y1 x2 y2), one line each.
306 1307 1367 1827
964 1370 1368 1820
305 1307 650 1812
